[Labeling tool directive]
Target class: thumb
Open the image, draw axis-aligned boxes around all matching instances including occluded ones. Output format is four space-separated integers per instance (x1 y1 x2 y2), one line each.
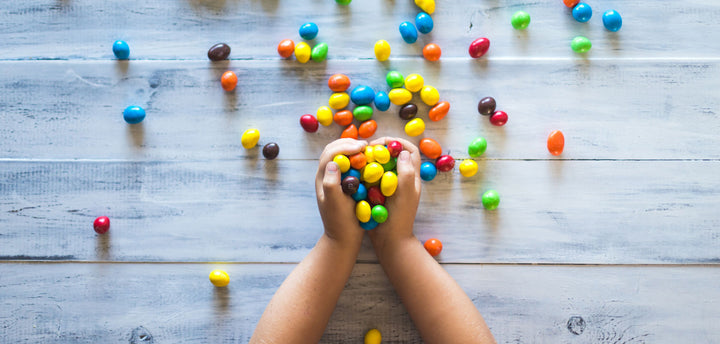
396 150 416 193
322 161 343 201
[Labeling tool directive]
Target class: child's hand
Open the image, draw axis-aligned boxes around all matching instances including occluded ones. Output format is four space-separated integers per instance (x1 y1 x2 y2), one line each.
315 138 368 247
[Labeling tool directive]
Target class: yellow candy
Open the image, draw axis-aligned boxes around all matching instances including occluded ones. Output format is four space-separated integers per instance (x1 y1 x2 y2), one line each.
329 92 350 109
356 200 371 223
388 88 413 105
459 159 479 177
316 106 333 126
209 269 230 287
374 40 391 61
363 162 384 183
373 145 391 164
364 146 375 163
241 128 260 149
404 118 425 137
295 42 311 63
333 154 351 173
404 74 424 93
381 171 398 197
364 329 382 344
420 85 440 106
415 0 435 14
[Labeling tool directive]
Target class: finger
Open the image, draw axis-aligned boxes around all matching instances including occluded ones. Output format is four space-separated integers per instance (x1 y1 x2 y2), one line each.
395 150 417 193
315 139 367 195
321 161 344 203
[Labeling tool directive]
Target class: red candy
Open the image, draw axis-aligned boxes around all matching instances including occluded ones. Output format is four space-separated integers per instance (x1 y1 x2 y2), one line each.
468 37 490 58
367 186 386 206
300 114 319 132
93 216 110 234
489 111 508 126
387 140 403 158
435 155 455 172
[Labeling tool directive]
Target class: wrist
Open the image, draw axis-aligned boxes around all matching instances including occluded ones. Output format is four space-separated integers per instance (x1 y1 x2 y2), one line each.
321 230 363 253
370 231 416 258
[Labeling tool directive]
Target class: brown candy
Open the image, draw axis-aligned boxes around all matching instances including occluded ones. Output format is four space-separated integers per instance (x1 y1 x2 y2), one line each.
399 103 418 120
262 142 279 160
341 176 360 195
208 43 231 61
477 96 496 116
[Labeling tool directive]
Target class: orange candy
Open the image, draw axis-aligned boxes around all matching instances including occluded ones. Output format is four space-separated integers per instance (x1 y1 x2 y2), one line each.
563 0 580 8
424 238 443 257
277 39 295 58
221 71 237 91
328 74 351 92
428 101 450 121
422 43 442 61
341 124 358 139
333 110 353 126
349 152 367 170
419 138 442 159
547 130 565 156
358 119 377 139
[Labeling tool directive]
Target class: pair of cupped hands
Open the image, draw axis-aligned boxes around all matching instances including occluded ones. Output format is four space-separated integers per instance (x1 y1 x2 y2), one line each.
315 137 422 251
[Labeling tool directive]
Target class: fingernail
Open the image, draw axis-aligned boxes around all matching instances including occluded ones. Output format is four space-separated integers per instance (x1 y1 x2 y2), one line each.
327 162 338 173
399 150 410 161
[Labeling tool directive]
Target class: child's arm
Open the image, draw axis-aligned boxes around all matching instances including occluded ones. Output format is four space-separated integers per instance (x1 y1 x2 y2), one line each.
250 139 368 344
368 137 496 344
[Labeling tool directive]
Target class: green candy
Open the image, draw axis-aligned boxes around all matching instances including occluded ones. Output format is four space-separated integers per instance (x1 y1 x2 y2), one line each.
311 42 328 62
511 11 531 30
353 105 373 121
481 190 500 210
381 158 397 171
571 36 592 53
386 71 404 88
335 0 351 4
468 137 488 158
371 205 388 223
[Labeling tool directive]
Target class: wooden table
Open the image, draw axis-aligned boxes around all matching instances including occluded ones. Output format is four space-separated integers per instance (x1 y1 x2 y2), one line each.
1 1 719 342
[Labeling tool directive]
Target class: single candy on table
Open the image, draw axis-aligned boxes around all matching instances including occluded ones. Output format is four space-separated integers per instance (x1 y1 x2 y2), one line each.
386 71 405 88
365 328 382 344
373 145 391 164
300 114 319 133
311 42 328 62
333 154 351 173
329 92 350 109
380 171 398 197
328 74 351 92
123 105 146 124
262 142 280 160
404 74 425 93
341 124 358 139
511 11 531 30
277 39 295 58
374 91 391 111
342 176 360 194
399 21 418 44
424 238 443 257
363 162 384 183
387 141 403 158
353 105 374 122
435 155 455 172
419 138 442 159
360 218 379 230
389 88 413 105
209 270 230 287
489 111 508 126
93 216 110 234
414 0 435 14
415 12 434 34
404 118 425 137
241 128 260 149
334 109 353 126
299 22 319 40
371 205 389 223
459 159 479 177
572 3 592 22
358 120 378 138
316 106 333 126
356 200 372 223
468 137 487 157
207 43 231 61
571 36 592 53
481 190 500 210
420 85 440 106
112 40 130 60
374 40 391 61
602 10 622 32
367 186 386 206
221 71 237 92
294 42 311 63
477 96 496 116
547 130 565 156
429 101 450 122
350 85 376 105
423 43 442 61
420 161 437 181
398 103 418 120
352 183 368 202
468 37 490 58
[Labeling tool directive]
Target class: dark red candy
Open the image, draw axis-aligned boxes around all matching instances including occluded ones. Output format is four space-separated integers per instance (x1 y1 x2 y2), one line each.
367 186 386 206
477 97 496 116
208 43 231 61
399 103 418 120
262 142 280 160
300 114 319 132
468 37 490 58
387 140 403 158
435 155 455 172
93 216 110 234
489 111 508 126
341 176 360 195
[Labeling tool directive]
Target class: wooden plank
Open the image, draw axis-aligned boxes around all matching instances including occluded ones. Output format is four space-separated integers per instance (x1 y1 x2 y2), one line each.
0 263 718 343
2 0 720 60
2 160 718 264
1 60 719 160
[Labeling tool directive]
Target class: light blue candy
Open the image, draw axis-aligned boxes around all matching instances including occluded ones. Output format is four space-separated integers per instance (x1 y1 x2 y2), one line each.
374 91 390 111
341 168 361 181
415 12 434 34
420 161 437 181
352 184 368 202
123 106 145 124
350 85 375 105
112 40 130 60
572 3 592 23
360 218 379 230
299 22 319 40
602 10 622 32
399 21 418 44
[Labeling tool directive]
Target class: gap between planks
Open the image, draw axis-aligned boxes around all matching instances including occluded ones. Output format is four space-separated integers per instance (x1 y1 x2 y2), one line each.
2 57 720 63
1 158 719 163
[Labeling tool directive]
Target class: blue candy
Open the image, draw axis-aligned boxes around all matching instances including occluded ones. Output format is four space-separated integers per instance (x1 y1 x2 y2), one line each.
360 218 379 230
602 10 622 32
352 184 368 202
399 21 418 44
112 40 130 60
350 85 375 105
123 106 146 124
572 3 592 23
341 168 361 181
420 161 437 181
374 91 390 111
299 22 319 40
415 12 434 34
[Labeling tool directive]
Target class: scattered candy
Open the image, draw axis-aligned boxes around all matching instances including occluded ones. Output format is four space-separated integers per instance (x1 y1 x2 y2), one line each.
419 138 442 159
334 109 354 126
363 162 384 183
294 42 311 63
511 11 531 30
352 183 368 202
404 74 425 93
414 0 435 14
420 85 440 106
399 103 418 120
415 12 434 34
399 21 418 44
263 142 280 160
300 114 319 133
420 161 437 181
316 106 333 126
404 118 426 137
481 190 500 210
341 124 359 139
386 71 405 88
374 40 391 61
112 40 130 60
277 39 295 58
356 200 372 222
489 111 508 126
572 3 592 22
353 106 374 122
429 101 450 121
468 137 487 157
208 43 231 61
311 42 328 62
371 204 389 223
602 10 622 32
241 128 260 149
358 120 378 138
209 270 230 287
93 216 110 234
387 141 403 158
459 159 479 177
333 154 352 173
367 186 386 206
329 92 350 109
374 91 391 111
468 37 490 58
221 71 237 91
123 106 146 124
571 36 592 53
424 238 442 257
328 74 351 92
342 176 361 194
423 43 442 61
380 171 398 196
477 96 497 116
563 0 580 8
351 86 376 106
336 0 352 4
435 155 455 172
364 328 382 344
389 88 413 105
547 130 565 156
299 22 319 40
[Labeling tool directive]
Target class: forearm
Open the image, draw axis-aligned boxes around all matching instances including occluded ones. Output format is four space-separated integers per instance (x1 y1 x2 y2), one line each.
373 236 496 344
250 234 361 344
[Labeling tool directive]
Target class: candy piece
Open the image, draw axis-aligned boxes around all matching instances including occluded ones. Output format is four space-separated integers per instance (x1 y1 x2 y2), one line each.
367 186 386 206
374 91 391 111
602 10 622 32
123 106 146 124
353 106 374 122
547 130 565 156
385 141 402 158
356 200 372 222
316 106 333 126
373 145 391 164
277 39 295 58
300 114 319 133
374 40 391 61
477 97 496 116
490 111 508 126
563 0 580 8
209 270 230 287
360 218 379 230
482 190 500 210
420 86 439 106
381 158 397 171
420 161 437 181
381 171 398 197
415 12 434 34
468 137 487 157
329 92 350 109
435 155 455 172
365 328 382 344
342 168 361 181
572 3 592 22
414 0 435 14
404 118 425 137
263 142 280 160
299 22 319 40
352 183 368 202
221 71 237 91
350 85 376 105
358 120 378 138
336 0 352 4
333 154 351 173
333 109 353 126
419 138 442 159
294 42 311 63
208 43 231 61
311 42 328 62
399 103 418 120
389 88 413 105
349 152 367 170
399 21 418 44
341 124 358 139
571 36 592 53
371 205 389 223
386 71 404 88
341 176 360 194
93 216 110 234
468 37 490 58
328 74 351 92
422 43 441 61
511 11 531 30
363 162 384 183
459 159 478 177
429 101 450 121
404 74 424 93
241 128 260 149
364 146 375 163
112 40 130 60
424 238 442 257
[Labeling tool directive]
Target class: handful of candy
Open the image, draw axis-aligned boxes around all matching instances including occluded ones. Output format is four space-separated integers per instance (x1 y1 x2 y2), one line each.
333 140 404 230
